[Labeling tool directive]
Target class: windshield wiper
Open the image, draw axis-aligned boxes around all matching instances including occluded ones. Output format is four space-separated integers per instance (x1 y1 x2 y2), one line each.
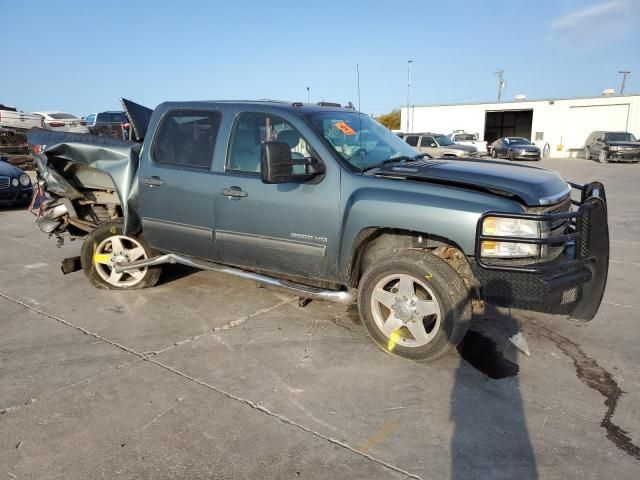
361 153 429 173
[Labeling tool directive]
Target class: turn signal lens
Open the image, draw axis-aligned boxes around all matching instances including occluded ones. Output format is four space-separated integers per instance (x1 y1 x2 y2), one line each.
482 217 540 238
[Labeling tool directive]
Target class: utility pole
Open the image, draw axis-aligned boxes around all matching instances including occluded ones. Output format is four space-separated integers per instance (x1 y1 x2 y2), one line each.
306 86 310 103
619 71 630 95
496 68 505 102
406 60 413 132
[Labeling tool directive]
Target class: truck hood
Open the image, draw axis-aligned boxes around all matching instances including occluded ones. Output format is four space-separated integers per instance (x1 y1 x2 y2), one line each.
372 158 569 206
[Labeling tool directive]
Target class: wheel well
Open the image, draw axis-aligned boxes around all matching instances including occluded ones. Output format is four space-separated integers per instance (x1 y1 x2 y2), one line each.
349 228 478 295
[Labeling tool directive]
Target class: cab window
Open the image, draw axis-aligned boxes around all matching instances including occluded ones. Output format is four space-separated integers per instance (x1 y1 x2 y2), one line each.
227 112 313 173
152 110 221 169
405 135 419 147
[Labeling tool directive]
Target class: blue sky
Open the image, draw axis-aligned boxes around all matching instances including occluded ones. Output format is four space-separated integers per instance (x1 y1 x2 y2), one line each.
2 0 639 116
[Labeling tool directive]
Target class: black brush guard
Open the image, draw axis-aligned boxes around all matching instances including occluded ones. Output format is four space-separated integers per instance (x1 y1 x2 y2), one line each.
471 182 609 321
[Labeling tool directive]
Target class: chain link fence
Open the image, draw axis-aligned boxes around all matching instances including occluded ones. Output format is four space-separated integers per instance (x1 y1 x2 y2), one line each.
1 126 130 171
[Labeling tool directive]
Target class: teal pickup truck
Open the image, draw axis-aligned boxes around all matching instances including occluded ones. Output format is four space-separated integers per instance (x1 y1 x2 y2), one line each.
27 98 609 361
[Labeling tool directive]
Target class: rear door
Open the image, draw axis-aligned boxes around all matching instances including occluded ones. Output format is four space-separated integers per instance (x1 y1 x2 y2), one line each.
213 110 340 281
138 108 223 260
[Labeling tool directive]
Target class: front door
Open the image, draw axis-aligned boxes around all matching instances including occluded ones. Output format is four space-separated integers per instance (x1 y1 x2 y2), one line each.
138 108 222 260
214 111 340 281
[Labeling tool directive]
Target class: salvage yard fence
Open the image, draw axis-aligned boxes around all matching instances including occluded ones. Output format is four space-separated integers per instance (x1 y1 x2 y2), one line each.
1 127 128 171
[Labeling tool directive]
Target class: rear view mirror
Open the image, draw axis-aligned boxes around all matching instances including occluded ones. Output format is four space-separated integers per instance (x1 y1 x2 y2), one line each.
260 142 325 184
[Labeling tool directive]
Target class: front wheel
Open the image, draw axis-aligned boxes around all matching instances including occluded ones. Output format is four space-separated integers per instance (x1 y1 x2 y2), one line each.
508 150 515 161
491 149 498 158
599 150 609 164
357 250 472 361
584 147 591 160
80 220 162 290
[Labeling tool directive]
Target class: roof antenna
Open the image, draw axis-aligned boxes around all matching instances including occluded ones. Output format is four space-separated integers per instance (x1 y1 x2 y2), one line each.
357 63 364 174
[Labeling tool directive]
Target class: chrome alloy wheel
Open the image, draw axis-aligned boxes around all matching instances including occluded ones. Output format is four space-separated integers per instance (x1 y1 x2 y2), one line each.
93 235 148 287
370 273 441 348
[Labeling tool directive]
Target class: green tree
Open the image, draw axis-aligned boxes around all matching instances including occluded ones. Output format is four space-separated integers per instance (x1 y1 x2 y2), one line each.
376 109 401 130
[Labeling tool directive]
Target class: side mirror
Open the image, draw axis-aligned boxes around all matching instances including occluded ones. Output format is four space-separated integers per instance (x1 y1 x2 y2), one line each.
260 142 325 184
430 143 437 148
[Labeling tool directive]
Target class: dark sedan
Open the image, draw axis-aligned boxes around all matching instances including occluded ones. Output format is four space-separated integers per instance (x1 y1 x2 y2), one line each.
0 158 33 207
490 137 541 161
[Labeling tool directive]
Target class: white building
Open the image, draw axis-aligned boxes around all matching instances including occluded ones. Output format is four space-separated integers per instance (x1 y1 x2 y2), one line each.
400 93 640 158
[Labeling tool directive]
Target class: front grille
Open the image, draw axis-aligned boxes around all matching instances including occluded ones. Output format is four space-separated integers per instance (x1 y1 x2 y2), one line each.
0 176 10 189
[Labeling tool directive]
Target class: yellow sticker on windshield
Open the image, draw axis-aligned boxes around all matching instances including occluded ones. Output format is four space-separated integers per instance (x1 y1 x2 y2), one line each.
334 121 356 135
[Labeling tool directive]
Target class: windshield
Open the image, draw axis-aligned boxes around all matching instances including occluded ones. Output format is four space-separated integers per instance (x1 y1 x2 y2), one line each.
605 132 636 142
453 134 477 141
307 112 421 170
434 134 454 146
507 137 532 145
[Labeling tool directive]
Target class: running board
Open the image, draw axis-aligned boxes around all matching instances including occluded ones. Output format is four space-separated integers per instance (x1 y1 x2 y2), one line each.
114 253 355 304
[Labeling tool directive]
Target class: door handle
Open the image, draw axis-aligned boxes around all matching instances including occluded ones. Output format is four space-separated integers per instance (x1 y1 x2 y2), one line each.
221 186 248 198
142 176 165 187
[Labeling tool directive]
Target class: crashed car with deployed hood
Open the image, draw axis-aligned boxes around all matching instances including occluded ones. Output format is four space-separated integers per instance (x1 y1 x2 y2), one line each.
27 98 609 361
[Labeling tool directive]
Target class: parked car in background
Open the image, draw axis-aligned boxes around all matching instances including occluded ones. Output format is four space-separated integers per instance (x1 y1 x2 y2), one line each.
448 131 488 155
490 137 540 161
85 111 130 139
402 133 478 157
584 131 640 163
1 104 44 145
0 157 33 207
34 112 89 134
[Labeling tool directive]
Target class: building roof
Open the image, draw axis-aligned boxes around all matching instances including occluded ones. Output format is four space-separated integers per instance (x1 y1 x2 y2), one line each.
407 93 640 109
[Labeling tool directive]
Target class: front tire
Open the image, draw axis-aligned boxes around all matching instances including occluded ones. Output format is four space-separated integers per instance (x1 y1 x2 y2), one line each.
584 147 591 160
80 220 162 290
599 150 609 163
357 250 472 361
508 150 515 161
491 149 498 159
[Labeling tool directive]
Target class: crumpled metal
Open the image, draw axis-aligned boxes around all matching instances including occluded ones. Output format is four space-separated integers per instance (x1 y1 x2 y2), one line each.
27 128 142 234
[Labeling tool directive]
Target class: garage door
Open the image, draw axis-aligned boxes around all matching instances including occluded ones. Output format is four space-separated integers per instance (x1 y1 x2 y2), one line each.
566 104 629 149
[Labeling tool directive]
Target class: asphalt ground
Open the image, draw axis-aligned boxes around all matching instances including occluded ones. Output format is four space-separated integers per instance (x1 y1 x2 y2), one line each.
1 157 639 479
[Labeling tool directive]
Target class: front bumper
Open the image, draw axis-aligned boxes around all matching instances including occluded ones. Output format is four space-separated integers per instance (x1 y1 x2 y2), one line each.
513 150 541 160
605 150 640 162
0 186 33 205
471 182 608 321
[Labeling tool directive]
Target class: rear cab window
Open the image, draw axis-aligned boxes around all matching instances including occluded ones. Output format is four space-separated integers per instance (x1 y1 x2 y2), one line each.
405 135 419 147
152 109 222 169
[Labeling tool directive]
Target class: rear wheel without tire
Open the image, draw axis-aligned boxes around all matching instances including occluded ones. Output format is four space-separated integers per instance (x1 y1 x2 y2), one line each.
80 220 162 290
357 250 472 361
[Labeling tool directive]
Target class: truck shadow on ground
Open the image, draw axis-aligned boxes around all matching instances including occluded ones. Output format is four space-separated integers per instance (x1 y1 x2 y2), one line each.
450 285 538 479
157 264 200 285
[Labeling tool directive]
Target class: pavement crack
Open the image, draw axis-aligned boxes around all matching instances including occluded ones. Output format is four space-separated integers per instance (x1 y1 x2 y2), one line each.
147 356 423 480
531 319 640 461
149 297 295 357
0 291 420 477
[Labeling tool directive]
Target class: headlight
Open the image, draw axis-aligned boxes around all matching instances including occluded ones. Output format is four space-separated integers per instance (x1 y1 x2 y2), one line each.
11 178 19 187
481 216 541 258
482 217 540 237
608 145 619 151
19 173 31 186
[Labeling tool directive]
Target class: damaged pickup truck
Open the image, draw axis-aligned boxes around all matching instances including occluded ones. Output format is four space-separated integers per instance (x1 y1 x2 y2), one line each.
27 98 609 361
